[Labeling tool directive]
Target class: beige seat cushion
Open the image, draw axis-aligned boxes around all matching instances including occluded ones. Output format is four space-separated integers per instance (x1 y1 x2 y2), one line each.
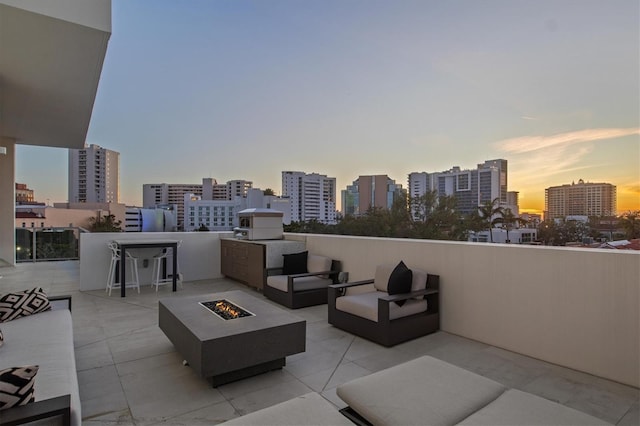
266 275 333 292
221 392 353 425
335 291 427 322
457 388 611 426
337 355 507 426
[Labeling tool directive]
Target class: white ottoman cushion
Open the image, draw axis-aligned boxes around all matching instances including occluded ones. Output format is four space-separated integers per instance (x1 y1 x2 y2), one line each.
337 355 506 426
458 388 611 425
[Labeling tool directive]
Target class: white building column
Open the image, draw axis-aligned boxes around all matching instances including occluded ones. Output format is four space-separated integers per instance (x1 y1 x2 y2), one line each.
0 138 16 265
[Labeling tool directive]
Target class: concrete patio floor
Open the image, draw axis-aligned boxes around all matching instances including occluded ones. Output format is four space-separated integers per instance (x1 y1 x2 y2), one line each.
1 261 638 425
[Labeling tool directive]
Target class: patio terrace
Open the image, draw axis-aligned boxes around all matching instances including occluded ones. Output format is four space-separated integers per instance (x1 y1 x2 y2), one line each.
0 258 637 425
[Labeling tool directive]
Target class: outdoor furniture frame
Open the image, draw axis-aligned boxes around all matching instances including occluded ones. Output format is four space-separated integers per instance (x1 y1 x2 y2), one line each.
328 273 439 347
263 259 341 309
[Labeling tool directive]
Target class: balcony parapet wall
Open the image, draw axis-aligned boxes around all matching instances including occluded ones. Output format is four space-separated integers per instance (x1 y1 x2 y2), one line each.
295 233 639 388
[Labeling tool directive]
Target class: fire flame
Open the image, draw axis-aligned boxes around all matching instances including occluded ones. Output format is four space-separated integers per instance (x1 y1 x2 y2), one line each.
215 301 240 318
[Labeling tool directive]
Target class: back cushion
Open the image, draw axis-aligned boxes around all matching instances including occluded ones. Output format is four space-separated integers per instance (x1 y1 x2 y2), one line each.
373 264 395 292
307 255 332 274
411 268 428 299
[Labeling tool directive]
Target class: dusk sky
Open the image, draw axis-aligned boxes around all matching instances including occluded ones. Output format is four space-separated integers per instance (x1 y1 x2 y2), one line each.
17 0 640 214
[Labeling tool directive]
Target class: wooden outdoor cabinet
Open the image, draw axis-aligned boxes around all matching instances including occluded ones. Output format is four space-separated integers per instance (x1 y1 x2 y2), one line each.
220 239 307 291
221 239 265 290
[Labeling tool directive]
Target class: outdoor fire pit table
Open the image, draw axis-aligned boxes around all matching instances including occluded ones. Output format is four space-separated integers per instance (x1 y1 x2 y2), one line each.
159 290 306 387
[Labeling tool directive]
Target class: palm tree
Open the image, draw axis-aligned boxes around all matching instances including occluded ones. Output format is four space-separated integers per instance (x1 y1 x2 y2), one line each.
495 208 527 243
477 198 503 242
618 211 640 240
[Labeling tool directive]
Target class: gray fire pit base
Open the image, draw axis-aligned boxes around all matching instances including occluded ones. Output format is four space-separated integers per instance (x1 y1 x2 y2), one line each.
210 358 285 387
159 291 306 387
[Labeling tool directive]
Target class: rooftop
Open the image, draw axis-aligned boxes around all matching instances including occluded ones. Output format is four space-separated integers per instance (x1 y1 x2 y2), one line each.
0 260 637 425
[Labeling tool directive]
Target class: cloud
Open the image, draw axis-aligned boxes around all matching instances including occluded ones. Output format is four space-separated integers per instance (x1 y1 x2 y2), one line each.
520 115 538 120
494 128 640 203
494 128 640 154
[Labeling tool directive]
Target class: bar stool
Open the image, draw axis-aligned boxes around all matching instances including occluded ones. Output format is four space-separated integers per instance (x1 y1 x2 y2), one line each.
151 240 183 291
106 241 140 296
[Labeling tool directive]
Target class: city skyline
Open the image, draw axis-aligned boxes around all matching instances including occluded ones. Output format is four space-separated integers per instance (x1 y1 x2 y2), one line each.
15 0 639 214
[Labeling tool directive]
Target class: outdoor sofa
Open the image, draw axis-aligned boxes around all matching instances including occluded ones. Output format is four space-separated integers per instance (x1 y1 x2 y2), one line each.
0 289 79 425
328 262 440 346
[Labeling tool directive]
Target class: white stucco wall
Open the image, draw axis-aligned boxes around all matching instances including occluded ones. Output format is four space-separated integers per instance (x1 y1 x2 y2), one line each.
79 232 230 291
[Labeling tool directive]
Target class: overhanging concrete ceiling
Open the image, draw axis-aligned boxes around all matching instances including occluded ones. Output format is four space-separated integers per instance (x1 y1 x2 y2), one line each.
0 0 111 149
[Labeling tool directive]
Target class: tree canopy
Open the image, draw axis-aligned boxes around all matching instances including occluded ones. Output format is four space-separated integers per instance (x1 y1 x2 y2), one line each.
88 214 122 232
280 197 638 246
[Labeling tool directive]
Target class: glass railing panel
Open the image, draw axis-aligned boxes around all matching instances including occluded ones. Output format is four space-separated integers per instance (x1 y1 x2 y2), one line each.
15 227 83 262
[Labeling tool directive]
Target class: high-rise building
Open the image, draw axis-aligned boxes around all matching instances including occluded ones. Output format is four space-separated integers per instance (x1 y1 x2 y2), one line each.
201 178 249 201
143 183 203 230
408 159 510 216
15 183 35 204
227 180 253 200
282 172 337 224
545 179 617 219
342 175 406 216
68 144 119 203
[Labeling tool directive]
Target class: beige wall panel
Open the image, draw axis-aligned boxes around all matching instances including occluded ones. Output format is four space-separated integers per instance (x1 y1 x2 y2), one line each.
298 233 639 387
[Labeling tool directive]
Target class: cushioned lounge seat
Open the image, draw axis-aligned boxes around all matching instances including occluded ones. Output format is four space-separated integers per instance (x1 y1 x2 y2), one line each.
458 388 611 426
329 262 439 346
0 305 80 425
264 253 340 309
337 355 506 426
335 291 428 322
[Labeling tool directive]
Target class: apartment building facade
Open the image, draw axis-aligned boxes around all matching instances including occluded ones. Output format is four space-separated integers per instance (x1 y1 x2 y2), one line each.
408 159 510 216
201 178 252 201
183 188 291 231
282 171 337 224
342 175 406 216
545 179 617 219
68 144 119 203
143 178 255 230
15 183 35 204
143 183 202 229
